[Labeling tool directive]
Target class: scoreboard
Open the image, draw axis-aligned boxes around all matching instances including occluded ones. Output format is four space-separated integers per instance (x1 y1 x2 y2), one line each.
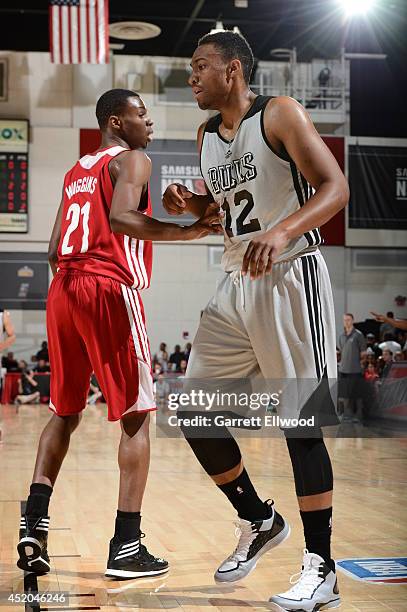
0 119 29 233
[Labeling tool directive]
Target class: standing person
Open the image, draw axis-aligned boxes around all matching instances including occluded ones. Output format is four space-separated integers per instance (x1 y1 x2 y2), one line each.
169 344 185 372
17 88 220 579
338 314 367 423
163 30 348 610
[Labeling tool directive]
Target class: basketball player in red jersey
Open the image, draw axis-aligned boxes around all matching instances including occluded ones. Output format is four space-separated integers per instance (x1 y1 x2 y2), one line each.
17 89 221 579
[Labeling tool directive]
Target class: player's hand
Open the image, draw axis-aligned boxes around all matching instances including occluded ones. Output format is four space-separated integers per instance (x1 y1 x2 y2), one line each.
163 183 194 215
370 311 386 323
184 203 223 240
242 226 290 279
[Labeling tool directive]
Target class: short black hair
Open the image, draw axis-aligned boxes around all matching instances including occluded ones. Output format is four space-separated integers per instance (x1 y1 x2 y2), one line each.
198 30 254 84
96 88 139 129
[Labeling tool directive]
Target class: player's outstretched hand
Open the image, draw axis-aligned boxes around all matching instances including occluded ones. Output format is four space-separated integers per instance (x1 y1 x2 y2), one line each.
163 183 193 215
242 226 289 280
370 311 386 323
185 203 223 240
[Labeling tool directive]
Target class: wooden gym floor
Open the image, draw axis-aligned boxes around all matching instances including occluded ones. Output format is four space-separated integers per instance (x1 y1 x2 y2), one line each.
0 403 406 611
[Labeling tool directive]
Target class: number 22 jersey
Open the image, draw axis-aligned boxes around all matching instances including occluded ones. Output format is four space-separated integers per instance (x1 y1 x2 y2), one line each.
200 95 322 272
57 145 152 290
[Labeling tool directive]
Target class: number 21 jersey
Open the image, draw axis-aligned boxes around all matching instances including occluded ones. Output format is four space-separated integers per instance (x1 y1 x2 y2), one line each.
200 95 322 272
57 146 152 290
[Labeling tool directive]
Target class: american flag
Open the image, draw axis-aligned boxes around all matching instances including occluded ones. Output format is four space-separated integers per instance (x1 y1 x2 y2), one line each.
49 0 109 64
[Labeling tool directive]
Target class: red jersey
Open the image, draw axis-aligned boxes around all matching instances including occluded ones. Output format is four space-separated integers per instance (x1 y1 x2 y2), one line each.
57 145 153 290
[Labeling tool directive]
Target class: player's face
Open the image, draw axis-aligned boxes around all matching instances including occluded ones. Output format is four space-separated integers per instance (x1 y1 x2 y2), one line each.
121 96 154 149
189 44 230 110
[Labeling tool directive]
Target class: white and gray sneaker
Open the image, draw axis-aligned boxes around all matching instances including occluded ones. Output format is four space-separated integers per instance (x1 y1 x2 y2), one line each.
214 502 290 583
269 549 341 611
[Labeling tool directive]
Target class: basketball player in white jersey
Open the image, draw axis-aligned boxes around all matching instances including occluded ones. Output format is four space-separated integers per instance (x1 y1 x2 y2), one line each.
163 31 348 611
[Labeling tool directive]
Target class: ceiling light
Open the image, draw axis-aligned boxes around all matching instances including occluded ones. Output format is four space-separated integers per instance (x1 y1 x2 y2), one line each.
339 0 376 17
109 21 161 41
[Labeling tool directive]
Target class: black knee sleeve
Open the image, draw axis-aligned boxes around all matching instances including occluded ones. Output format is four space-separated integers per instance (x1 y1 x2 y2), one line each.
285 434 333 497
179 412 241 476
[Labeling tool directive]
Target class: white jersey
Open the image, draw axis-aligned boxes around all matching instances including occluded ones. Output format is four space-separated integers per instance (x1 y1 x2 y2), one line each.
200 95 322 271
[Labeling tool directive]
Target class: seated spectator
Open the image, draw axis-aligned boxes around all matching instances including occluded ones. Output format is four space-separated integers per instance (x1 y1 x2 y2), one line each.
34 358 51 373
379 349 394 379
169 345 185 372
364 363 379 382
153 363 163 382
179 358 188 375
15 363 40 405
155 373 170 406
154 342 169 372
378 333 402 355
2 352 19 372
88 374 102 405
365 333 382 359
35 341 49 363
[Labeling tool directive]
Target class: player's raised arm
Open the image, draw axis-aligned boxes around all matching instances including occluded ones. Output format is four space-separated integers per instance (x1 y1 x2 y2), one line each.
110 149 221 241
162 122 214 217
267 97 349 236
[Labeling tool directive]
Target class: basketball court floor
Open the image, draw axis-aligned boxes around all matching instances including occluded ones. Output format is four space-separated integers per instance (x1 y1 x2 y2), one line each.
0 403 406 611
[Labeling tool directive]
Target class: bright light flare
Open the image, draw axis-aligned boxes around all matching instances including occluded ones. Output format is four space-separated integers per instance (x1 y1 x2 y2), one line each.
339 0 376 17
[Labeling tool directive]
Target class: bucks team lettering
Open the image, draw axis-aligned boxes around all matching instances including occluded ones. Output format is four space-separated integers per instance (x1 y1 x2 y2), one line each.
65 176 97 199
208 152 257 194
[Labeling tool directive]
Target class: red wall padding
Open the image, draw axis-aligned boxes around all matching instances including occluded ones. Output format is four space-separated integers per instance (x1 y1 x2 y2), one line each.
79 130 345 246
321 136 345 246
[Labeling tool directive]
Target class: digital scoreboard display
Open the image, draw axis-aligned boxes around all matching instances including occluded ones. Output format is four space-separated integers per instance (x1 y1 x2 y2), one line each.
0 120 29 233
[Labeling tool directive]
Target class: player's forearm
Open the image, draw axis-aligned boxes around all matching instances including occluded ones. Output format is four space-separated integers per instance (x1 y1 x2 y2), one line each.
387 317 407 330
0 334 16 351
110 210 190 241
278 179 349 241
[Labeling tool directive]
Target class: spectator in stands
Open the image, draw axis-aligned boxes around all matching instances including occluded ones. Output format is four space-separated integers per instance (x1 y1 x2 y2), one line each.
34 358 51 373
155 373 170 407
2 352 19 372
365 333 382 359
379 349 394 379
154 342 169 372
179 359 188 375
378 333 402 355
184 342 192 362
376 311 397 340
35 341 49 363
88 374 102 405
169 345 185 372
364 362 379 382
338 313 367 423
15 363 40 405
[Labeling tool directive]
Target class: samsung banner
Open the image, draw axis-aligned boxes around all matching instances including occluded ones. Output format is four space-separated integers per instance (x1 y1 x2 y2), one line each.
349 144 407 230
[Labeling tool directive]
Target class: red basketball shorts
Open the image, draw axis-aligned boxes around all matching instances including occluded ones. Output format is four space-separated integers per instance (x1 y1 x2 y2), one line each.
47 271 155 421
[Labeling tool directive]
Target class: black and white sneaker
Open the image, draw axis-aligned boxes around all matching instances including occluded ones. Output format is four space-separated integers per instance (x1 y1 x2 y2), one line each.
105 534 169 580
17 515 50 574
269 549 341 611
214 502 290 583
